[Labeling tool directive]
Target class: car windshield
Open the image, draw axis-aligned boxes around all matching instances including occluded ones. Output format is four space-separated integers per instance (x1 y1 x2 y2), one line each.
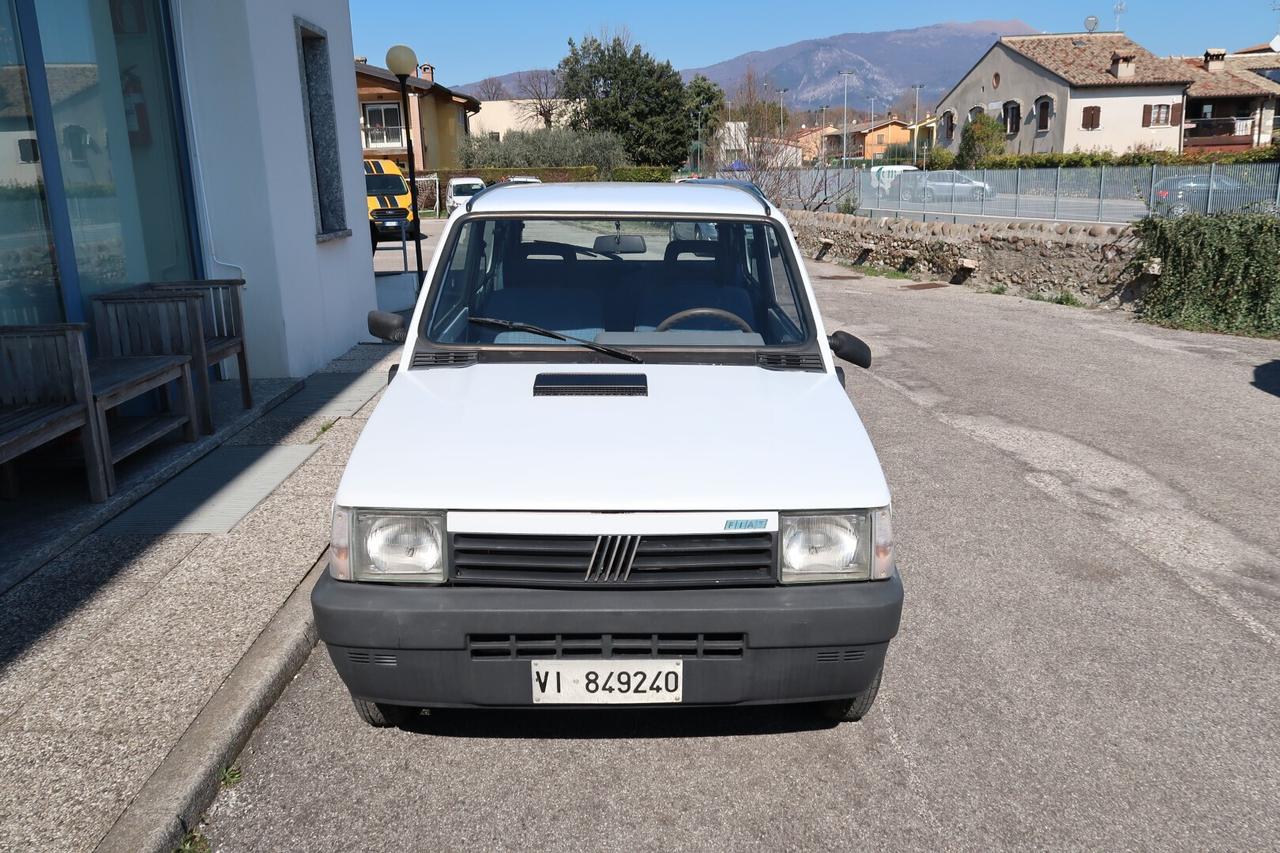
451 183 484 196
365 174 408 196
422 217 810 353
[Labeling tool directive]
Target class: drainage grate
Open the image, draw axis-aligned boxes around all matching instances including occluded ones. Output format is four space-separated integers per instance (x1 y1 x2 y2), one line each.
103 445 317 534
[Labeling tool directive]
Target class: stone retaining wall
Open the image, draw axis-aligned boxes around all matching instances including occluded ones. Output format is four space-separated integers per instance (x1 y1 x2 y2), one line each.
787 210 1146 305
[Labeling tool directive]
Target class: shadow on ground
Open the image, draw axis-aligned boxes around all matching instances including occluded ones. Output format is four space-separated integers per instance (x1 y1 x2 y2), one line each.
1253 359 1280 398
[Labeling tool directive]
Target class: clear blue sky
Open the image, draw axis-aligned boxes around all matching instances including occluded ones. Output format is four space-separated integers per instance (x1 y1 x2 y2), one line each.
350 1 1279 86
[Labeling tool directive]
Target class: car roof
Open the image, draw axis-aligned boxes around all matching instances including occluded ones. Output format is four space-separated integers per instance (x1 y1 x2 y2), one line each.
464 181 771 217
449 176 485 185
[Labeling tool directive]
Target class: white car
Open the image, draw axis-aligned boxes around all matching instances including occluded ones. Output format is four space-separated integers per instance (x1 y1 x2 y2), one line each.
318 182 902 727
444 176 485 213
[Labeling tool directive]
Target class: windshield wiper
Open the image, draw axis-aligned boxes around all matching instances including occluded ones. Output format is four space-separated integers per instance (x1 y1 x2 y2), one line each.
468 317 642 364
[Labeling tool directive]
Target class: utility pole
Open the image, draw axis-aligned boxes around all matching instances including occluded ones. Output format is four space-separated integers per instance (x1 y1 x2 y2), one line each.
778 88 788 139
820 104 827 164
911 83 924 165
840 70 853 168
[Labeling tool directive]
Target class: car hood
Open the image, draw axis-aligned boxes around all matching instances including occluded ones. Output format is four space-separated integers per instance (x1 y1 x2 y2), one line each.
335 363 890 512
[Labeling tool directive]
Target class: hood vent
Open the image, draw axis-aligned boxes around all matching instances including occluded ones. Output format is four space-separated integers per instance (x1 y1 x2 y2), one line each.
411 350 478 368
756 352 824 371
533 373 648 396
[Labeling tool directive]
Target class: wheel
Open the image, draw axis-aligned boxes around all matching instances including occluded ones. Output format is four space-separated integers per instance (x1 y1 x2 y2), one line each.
369 225 379 252
351 695 417 728
816 667 883 723
922 188 935 203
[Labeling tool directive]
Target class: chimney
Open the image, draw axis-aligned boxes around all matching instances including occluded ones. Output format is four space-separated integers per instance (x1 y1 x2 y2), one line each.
417 62 435 82
1203 48 1226 72
354 55 367 64
1110 52 1136 79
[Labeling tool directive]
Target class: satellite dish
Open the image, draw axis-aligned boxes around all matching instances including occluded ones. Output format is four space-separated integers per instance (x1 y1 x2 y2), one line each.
1085 15 1100 33
1271 33 1280 53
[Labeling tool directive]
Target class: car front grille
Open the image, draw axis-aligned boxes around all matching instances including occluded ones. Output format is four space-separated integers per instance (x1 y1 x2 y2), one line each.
372 208 409 218
468 632 746 659
449 532 776 588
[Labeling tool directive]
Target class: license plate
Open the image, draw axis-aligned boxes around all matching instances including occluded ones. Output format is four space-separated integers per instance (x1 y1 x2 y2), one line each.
530 660 682 704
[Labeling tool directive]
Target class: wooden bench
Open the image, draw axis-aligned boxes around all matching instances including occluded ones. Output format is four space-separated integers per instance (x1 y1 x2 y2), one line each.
89 354 197 495
0 325 108 502
92 279 250 434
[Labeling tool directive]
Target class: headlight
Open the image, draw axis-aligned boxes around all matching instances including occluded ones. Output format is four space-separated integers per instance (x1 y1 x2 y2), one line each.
780 507 894 584
329 507 445 583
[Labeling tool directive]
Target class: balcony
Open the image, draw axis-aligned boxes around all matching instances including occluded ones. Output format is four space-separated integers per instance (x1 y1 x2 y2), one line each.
361 126 406 149
1184 116 1256 150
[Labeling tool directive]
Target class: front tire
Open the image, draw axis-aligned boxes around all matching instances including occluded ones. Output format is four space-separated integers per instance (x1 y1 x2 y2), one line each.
352 695 417 728
816 667 883 723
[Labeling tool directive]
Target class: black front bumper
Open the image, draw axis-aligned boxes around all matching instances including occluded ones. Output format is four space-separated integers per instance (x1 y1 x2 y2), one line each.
312 573 903 708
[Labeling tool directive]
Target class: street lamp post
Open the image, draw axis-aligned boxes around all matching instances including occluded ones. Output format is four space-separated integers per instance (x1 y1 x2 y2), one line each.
386 44 424 287
840 70 853 168
911 83 924 166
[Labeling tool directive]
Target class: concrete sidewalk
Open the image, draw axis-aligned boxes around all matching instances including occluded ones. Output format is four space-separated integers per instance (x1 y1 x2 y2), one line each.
0 342 399 851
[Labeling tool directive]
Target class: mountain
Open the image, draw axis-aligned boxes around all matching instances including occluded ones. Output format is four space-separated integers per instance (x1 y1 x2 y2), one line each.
679 20 1039 110
453 19 1038 111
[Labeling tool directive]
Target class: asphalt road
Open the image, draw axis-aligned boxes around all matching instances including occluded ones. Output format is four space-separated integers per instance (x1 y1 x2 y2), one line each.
201 265 1280 851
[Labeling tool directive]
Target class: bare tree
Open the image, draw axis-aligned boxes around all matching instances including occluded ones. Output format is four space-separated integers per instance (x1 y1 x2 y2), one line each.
716 67 848 211
475 77 509 101
515 70 561 128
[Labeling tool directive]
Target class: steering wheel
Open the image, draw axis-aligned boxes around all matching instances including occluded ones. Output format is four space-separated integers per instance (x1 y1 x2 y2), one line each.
655 308 753 333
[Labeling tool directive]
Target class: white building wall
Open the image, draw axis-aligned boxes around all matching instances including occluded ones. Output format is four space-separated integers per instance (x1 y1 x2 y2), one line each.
469 99 568 139
1063 86 1186 153
173 0 375 378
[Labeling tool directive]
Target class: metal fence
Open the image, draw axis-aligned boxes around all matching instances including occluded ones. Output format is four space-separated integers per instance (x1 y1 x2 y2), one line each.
767 162 1280 224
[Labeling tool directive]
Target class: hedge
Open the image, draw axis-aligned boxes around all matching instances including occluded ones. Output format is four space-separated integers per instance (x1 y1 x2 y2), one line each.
610 166 674 182
1132 213 1280 337
416 167 598 207
975 145 1280 171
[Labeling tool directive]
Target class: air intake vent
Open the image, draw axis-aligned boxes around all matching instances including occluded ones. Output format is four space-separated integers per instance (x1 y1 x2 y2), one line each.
411 350 478 368
756 352 824 371
533 373 647 396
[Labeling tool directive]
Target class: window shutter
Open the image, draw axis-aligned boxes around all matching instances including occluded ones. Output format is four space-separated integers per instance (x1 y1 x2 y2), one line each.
1170 103 1183 127
1142 105 1152 127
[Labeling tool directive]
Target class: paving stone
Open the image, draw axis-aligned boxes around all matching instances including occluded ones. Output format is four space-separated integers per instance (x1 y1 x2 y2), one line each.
0 728 169 851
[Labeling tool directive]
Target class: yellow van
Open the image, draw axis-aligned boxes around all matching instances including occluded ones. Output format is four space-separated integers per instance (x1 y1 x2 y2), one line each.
363 159 417 245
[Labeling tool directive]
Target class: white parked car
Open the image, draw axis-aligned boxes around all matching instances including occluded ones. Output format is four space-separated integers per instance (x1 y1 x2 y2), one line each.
318 182 902 727
444 176 485 213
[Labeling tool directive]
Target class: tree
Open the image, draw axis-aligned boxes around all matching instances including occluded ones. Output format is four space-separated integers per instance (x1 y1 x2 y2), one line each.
956 113 1005 168
557 34 692 167
515 70 562 128
684 75 725 170
474 77 508 101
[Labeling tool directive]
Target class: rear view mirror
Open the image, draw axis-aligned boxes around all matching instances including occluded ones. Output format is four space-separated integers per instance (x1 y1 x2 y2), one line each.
593 234 647 254
368 310 408 343
829 331 872 370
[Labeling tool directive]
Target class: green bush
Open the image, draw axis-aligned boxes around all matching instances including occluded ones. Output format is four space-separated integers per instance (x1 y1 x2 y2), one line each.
974 143 1280 170
926 148 955 170
459 127 629 177
610 166 674 182
1132 213 1280 337
956 113 1006 169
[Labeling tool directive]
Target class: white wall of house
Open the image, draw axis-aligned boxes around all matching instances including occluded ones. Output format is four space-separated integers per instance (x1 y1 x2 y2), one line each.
173 0 375 378
469 99 567 139
1064 86 1185 153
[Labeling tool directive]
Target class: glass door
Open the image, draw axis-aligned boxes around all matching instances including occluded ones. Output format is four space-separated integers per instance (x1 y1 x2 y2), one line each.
0 0 62 323
33 0 195 321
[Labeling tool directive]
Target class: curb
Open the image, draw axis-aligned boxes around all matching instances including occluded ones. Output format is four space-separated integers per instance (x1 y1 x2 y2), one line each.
0 378 305 597
95 553 327 853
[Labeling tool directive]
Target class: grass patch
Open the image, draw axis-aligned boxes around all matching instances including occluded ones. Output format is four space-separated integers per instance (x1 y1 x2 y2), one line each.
1027 292 1046 301
219 764 242 787
1051 291 1083 306
989 284 1007 295
858 263 914 281
313 418 337 440
175 830 211 853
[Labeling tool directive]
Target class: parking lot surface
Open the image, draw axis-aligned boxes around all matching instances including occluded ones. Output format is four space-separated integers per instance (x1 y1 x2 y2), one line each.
202 264 1280 851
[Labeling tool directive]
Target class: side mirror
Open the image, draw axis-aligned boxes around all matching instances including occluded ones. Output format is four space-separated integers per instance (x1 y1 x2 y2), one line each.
368 310 408 343
829 331 872 370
